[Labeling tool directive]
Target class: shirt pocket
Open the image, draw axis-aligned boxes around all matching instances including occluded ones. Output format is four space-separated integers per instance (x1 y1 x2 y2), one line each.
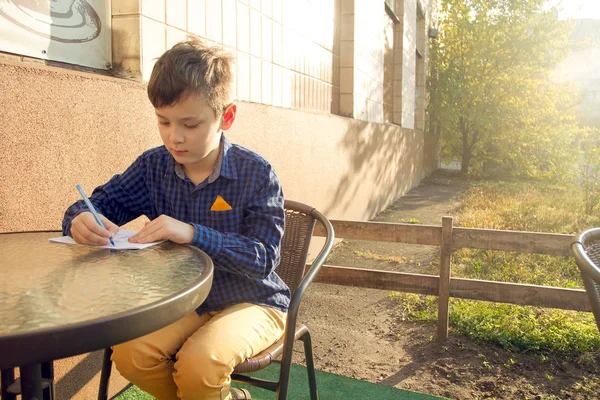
202 207 244 234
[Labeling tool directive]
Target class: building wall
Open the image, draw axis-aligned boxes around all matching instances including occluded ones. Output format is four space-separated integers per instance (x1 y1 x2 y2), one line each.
112 0 340 114
340 0 390 123
401 0 417 129
0 58 424 232
112 0 437 127
1 0 442 233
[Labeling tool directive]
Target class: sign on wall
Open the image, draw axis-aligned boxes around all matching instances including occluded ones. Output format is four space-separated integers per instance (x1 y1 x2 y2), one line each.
0 0 110 69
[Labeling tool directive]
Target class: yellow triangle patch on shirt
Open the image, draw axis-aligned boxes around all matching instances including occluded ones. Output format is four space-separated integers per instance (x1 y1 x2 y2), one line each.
210 195 232 211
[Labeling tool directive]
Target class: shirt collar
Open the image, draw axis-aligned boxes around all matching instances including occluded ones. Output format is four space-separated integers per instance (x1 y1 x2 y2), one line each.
169 133 238 183
218 134 237 180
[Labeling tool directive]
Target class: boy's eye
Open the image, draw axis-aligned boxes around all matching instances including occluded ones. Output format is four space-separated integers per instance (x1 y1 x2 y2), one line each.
159 121 170 126
185 124 200 129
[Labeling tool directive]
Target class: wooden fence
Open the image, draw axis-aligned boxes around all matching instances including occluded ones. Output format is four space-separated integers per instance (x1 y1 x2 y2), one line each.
312 217 586 342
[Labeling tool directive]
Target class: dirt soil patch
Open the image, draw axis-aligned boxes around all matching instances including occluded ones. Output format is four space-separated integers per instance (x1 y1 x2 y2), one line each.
296 172 600 399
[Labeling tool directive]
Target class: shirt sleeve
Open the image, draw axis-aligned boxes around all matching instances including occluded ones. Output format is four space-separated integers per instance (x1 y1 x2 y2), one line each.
190 165 285 280
62 154 152 236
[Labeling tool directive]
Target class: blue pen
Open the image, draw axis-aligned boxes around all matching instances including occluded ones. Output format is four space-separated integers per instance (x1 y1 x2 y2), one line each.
76 184 115 246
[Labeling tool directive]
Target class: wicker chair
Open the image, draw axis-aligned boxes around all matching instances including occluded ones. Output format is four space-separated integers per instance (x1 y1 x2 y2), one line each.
97 200 334 400
571 228 600 332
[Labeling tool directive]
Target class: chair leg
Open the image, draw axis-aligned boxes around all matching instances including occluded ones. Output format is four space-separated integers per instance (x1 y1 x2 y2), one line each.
277 341 294 400
98 348 113 400
301 331 318 400
1 369 17 400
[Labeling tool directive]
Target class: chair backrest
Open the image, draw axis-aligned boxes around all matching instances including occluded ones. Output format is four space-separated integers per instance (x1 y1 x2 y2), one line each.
276 200 318 296
571 228 600 332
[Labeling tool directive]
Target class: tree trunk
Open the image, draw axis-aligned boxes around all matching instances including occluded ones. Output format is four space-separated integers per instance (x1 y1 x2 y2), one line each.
461 154 470 173
461 130 470 173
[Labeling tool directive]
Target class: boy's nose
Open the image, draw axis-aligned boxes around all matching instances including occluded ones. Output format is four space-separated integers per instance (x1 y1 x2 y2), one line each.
170 127 185 143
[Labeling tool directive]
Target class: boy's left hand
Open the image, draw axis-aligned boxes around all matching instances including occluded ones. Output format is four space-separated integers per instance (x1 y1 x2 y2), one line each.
128 215 195 244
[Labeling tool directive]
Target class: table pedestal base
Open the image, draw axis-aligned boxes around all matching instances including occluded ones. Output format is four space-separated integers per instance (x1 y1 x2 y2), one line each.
0 362 54 400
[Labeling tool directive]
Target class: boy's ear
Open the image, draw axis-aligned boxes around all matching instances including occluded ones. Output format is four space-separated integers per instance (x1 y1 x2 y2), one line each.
220 103 237 131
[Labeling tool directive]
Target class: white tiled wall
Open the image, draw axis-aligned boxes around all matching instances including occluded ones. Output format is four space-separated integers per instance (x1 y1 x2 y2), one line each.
402 0 417 129
112 0 340 114
339 0 400 123
354 0 393 123
415 12 427 130
188 0 206 36
110 0 436 126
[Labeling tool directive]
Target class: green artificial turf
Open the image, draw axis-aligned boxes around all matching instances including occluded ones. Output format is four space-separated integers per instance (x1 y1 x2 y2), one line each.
114 363 446 400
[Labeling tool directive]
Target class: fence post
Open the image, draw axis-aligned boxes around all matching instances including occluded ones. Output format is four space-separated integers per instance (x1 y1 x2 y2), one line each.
437 216 453 342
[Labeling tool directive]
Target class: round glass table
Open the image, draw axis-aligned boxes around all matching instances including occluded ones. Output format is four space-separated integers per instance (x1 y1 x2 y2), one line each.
0 232 213 399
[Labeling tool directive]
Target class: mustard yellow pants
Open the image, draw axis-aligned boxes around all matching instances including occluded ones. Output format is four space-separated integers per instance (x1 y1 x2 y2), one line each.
111 303 286 400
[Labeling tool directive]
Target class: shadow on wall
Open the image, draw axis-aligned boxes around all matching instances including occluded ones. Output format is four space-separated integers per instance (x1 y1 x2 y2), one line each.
423 129 440 176
321 28 425 219
322 120 422 219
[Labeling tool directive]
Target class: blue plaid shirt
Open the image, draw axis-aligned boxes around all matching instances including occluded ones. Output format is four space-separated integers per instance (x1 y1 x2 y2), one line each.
62 135 290 314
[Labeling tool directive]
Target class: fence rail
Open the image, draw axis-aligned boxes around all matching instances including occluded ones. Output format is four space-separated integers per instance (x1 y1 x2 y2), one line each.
312 217 584 341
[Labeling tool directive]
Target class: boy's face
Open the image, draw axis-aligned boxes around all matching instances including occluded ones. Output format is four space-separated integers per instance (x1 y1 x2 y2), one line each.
155 93 235 172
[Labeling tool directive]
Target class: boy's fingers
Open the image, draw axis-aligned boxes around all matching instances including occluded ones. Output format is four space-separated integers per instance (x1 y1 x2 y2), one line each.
72 224 109 245
134 224 163 243
83 218 113 238
100 215 119 236
136 231 160 244
129 225 151 242
131 219 160 241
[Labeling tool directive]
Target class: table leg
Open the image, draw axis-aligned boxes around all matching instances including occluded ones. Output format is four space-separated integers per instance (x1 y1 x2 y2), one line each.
19 364 43 400
1 369 17 400
40 362 54 400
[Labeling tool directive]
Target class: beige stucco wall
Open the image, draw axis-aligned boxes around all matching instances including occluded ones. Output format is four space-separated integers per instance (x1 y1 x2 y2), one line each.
0 60 160 232
0 57 425 232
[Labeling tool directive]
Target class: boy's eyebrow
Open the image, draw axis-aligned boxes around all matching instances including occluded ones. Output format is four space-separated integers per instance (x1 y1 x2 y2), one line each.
154 112 201 121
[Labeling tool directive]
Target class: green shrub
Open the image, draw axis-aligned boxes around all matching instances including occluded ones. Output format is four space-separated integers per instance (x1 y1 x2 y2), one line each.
391 178 600 354
390 292 600 353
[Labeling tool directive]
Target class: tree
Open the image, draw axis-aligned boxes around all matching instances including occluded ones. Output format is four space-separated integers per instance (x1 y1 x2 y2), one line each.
428 0 582 177
577 128 600 214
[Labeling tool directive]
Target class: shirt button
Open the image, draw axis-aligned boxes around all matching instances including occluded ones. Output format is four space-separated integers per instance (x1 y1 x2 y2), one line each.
191 192 198 198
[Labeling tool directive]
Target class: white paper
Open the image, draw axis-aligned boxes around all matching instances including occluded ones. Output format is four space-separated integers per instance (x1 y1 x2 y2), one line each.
49 230 164 250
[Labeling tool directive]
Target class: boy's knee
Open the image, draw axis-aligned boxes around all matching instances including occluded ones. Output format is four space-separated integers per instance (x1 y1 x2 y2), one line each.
174 347 232 394
111 340 169 379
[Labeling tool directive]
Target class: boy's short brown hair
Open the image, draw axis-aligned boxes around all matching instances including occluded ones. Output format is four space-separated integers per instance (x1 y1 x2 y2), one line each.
147 38 234 116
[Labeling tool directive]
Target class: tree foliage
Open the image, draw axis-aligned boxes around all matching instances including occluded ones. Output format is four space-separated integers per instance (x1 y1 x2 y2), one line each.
428 0 583 178
578 128 600 214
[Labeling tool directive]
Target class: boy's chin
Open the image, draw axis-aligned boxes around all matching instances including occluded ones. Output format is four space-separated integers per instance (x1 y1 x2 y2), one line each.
172 152 191 161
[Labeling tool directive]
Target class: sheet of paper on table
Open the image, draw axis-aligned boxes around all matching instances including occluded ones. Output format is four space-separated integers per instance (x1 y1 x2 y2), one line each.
49 230 164 250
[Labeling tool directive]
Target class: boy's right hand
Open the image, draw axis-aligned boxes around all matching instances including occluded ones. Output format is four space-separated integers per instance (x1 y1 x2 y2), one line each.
71 212 119 246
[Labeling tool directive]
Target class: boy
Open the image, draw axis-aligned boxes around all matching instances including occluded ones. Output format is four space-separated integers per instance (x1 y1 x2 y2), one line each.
62 39 289 400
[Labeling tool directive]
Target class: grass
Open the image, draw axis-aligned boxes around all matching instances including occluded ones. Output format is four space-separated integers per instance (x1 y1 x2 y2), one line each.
390 179 600 355
353 250 426 267
354 250 407 264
